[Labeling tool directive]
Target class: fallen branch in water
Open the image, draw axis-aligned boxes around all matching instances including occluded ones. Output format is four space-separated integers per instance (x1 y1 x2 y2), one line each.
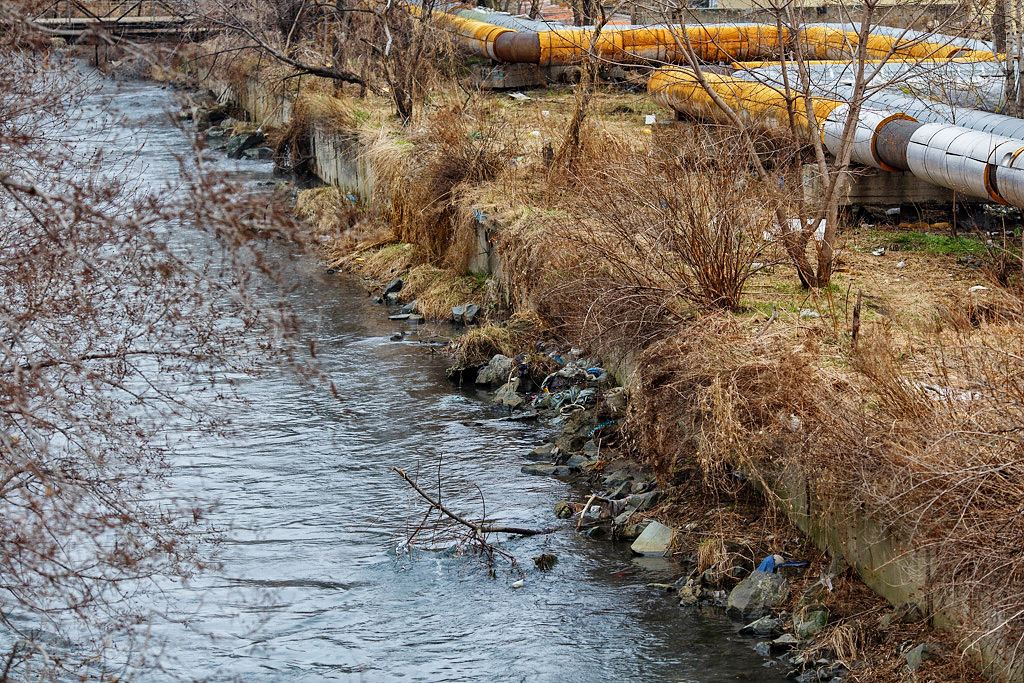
392 466 558 537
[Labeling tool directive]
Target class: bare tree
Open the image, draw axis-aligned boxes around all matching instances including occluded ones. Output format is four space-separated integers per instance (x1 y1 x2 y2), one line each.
0 4 307 677
179 0 456 124
643 0 980 287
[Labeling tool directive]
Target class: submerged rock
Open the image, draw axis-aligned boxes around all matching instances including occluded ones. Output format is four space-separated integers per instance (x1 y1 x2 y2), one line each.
533 553 557 570
739 616 782 637
243 146 274 161
521 464 572 477
726 571 790 620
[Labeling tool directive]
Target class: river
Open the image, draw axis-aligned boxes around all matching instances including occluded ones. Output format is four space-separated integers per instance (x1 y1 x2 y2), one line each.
88 74 780 682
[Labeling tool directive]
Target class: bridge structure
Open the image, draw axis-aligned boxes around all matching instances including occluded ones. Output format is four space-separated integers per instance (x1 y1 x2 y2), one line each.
33 0 199 41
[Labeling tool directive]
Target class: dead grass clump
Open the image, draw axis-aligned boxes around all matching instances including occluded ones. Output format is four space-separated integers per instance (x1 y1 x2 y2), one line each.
622 316 821 486
368 107 518 269
936 289 1024 331
529 131 784 355
347 242 423 282
295 187 363 239
820 328 1024 677
401 264 483 321
275 92 362 174
448 311 543 369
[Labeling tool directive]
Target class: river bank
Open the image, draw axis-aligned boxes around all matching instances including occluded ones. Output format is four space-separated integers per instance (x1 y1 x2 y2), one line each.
145 38 1023 680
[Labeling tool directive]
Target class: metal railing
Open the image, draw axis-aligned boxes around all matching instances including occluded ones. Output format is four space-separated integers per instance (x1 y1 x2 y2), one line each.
34 0 186 23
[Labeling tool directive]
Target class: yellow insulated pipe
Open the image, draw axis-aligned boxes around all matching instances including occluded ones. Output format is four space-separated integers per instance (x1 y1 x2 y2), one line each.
424 10 516 60
423 7 998 68
798 25 994 61
536 25 789 66
647 66 842 136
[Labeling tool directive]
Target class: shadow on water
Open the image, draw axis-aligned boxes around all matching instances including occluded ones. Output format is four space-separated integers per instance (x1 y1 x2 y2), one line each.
90 76 784 682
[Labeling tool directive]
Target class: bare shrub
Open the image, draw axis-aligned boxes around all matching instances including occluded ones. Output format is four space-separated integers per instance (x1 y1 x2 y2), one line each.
0 7 308 676
562 134 780 313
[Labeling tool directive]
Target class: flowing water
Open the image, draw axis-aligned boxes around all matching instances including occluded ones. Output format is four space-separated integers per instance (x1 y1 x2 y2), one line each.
86 75 782 682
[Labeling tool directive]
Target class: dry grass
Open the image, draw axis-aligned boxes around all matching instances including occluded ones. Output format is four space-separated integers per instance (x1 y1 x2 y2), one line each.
448 311 544 369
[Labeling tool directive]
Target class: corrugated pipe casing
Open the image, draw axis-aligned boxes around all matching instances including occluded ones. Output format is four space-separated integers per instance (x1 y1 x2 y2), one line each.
821 106 916 170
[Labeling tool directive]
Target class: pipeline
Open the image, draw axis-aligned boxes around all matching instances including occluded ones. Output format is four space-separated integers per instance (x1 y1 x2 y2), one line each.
427 6 997 68
649 67 1024 207
426 5 1024 207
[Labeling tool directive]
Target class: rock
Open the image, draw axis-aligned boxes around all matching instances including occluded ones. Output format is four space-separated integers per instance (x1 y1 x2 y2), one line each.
372 296 383 305
620 520 650 540
626 490 659 513
242 146 274 161
385 292 400 306
726 571 790 620
646 583 675 591
739 616 782 636
603 386 627 415
602 470 633 489
225 131 265 159
390 332 404 342
476 354 515 386
794 608 828 640
630 520 675 557
880 602 923 628
399 300 418 314
526 443 557 461
451 305 466 324
554 500 573 518
771 634 799 652
463 303 481 325
493 381 525 408
754 641 772 657
521 464 572 476
565 454 589 469
407 315 425 325
388 313 411 321
383 278 404 296
800 580 831 607
905 642 940 672
583 439 600 457
678 582 701 606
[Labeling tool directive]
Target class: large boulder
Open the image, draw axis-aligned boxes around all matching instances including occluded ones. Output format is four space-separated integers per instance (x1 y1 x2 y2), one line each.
630 520 675 557
726 570 790 620
476 354 515 386
225 131 265 159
